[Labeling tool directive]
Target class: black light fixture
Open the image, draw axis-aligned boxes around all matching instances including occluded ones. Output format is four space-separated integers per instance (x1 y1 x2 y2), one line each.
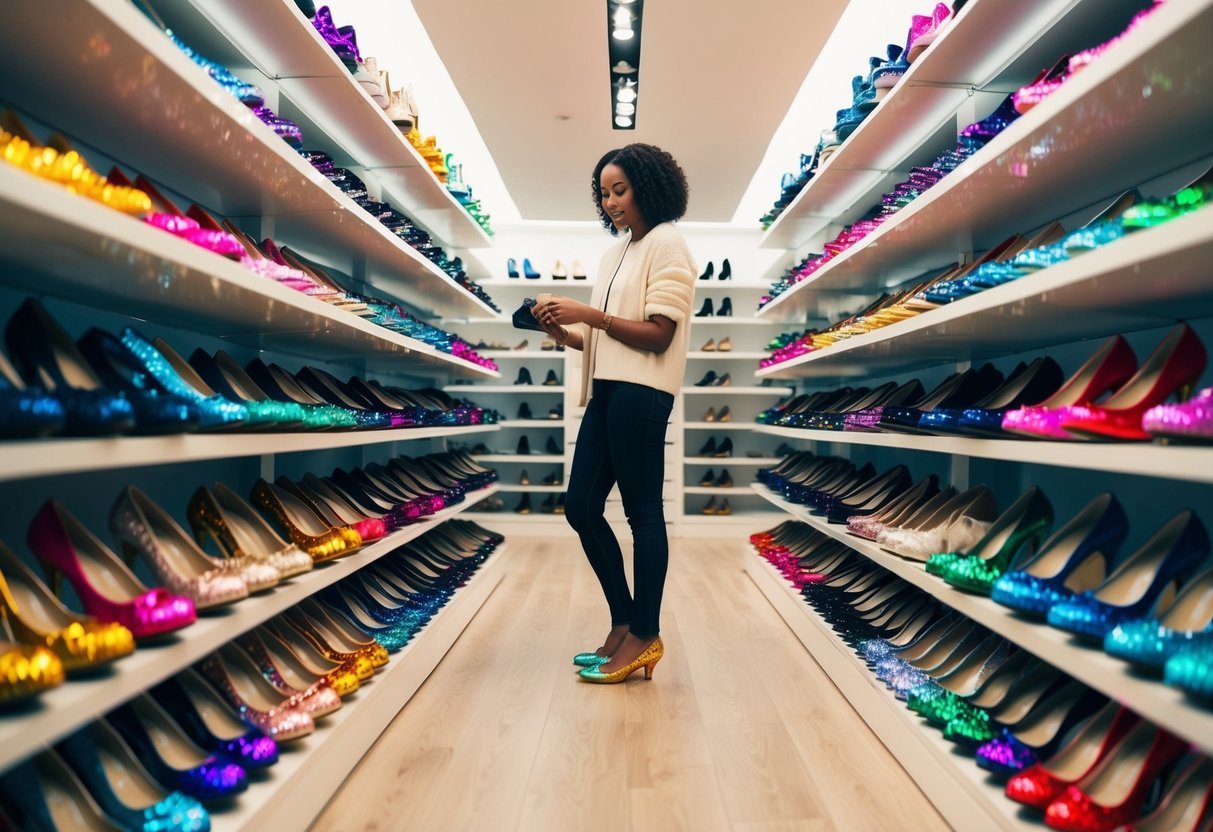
606 0 642 130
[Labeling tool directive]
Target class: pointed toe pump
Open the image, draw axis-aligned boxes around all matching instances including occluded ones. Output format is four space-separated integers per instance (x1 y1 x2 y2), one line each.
579 637 664 683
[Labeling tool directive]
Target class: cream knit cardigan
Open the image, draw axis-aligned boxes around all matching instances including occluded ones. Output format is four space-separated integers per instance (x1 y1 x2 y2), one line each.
576 222 697 406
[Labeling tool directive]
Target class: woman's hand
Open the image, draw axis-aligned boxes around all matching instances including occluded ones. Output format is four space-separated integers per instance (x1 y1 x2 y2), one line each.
532 295 598 327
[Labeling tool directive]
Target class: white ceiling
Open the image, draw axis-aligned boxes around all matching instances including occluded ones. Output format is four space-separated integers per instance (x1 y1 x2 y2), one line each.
410 0 848 223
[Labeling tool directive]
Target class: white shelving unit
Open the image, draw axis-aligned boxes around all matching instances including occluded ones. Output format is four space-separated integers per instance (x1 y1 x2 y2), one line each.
446 385 566 394
0 167 500 380
145 0 493 253
760 0 1148 254
0 484 500 773
756 208 1213 380
757 0 1213 319
750 483 1213 756
686 351 770 360
682 386 794 396
214 544 506 831
754 424 1213 484
473 454 565 464
0 425 499 484
744 552 1032 832
747 5 1213 828
0 0 500 319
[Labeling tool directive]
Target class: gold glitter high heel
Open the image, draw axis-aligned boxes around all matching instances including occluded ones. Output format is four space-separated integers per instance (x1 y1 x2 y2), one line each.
0 542 134 673
0 614 64 705
578 637 663 684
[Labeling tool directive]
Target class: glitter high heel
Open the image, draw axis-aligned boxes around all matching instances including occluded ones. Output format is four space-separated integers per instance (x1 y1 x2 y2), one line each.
187 484 314 581
150 669 279 771
27 500 196 640
1104 560 1213 670
197 646 315 742
0 540 134 673
250 478 362 563
578 637 664 683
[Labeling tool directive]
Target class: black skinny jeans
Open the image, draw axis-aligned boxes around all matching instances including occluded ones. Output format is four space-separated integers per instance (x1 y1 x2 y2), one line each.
565 380 674 640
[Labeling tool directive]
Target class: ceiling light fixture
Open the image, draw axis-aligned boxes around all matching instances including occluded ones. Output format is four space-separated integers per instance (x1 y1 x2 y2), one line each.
606 0 642 130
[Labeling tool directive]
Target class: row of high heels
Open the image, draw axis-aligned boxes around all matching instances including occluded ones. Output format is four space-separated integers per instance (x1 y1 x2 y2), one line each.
758 454 1213 702
0 105 500 345
0 450 496 704
751 525 1213 831
0 523 501 831
759 325 1211 442
764 175 1209 360
758 1 1170 299
762 1 965 225
0 297 495 439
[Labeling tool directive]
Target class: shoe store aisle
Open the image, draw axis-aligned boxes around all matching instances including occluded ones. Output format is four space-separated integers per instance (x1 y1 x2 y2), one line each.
314 538 947 832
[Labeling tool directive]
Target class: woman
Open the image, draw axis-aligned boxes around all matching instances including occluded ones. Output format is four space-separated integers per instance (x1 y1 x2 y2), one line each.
532 143 696 684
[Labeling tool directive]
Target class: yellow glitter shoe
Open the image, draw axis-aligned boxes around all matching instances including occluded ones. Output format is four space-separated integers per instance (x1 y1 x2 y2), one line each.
578 637 663 684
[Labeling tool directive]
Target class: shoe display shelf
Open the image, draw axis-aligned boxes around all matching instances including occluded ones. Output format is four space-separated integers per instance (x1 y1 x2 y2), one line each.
0 424 501 485
0 166 498 383
761 0 1149 255
477 349 569 358
0 1 499 321
683 457 783 466
446 385 566 394
743 548 1033 831
754 423 1213 485
749 483 1213 760
690 316 778 327
142 0 494 253
682 421 760 431
472 454 565 464
686 351 770 361
0 483 500 775
756 206 1213 380
757 0 1213 319
204 541 507 831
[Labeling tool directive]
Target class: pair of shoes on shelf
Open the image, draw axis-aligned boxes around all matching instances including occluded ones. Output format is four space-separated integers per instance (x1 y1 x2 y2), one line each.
513 368 561 386
697 260 732 281
696 468 734 488
697 437 734 457
514 435 562 455
702 406 732 422
693 297 733 317
699 337 732 352
701 497 732 516
692 371 732 387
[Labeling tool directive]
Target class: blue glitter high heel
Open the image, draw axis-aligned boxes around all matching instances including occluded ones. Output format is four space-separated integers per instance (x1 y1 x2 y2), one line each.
992 493 1127 618
150 669 279 771
1048 510 1211 641
1104 561 1213 670
56 720 211 832
0 750 123 831
4 298 135 436
119 328 248 431
0 346 64 437
573 652 611 667
107 695 248 802
1164 643 1213 701
77 327 202 435
321 585 422 651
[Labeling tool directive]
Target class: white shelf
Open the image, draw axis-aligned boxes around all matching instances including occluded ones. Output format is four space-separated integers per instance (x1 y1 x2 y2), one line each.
690 317 779 326
477 350 566 358
754 424 1213 484
472 454 564 464
445 385 565 394
0 425 499 483
0 0 498 319
750 483 1213 754
682 422 757 431
757 208 1213 380
146 0 490 253
757 0 1213 318
0 483 500 772
686 351 769 360
476 279 595 289
215 544 505 830
0 168 499 381
760 0 1148 253
493 420 564 428
677 511 782 523
681 386 793 395
683 486 758 495
494 484 565 493
683 457 782 466
461 511 568 523
744 553 1032 831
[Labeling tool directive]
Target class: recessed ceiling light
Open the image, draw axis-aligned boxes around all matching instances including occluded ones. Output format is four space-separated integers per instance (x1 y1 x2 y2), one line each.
611 61 637 74
612 27 634 40
616 85 637 103
615 115 633 128
615 103 635 116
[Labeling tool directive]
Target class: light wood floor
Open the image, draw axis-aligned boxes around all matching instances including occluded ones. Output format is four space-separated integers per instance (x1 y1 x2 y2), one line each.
313 537 950 832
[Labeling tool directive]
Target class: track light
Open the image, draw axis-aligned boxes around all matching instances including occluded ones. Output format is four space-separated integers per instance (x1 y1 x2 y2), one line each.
616 83 636 104
615 102 635 116
615 115 633 128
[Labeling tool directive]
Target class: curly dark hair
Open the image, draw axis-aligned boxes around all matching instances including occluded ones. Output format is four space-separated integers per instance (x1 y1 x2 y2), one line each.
591 143 689 235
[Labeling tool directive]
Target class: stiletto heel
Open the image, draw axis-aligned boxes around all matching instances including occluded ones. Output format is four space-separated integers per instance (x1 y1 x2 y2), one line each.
27 500 196 639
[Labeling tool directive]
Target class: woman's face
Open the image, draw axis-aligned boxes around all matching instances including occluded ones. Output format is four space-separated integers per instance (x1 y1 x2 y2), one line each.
599 163 648 236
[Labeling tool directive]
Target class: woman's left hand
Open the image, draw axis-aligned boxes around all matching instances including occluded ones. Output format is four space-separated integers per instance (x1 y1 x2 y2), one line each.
533 296 596 327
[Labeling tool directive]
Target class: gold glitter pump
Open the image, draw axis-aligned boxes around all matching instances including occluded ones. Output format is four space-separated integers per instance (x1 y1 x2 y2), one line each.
578 637 664 684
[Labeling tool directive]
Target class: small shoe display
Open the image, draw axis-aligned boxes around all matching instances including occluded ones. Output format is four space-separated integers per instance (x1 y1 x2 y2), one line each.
543 370 561 386
545 436 562 455
698 469 715 487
